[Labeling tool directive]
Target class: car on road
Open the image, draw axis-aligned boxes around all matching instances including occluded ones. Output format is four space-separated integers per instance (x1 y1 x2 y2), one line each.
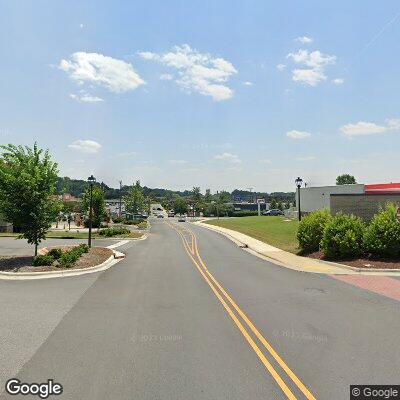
262 209 284 216
168 212 175 217
157 214 164 218
178 217 186 222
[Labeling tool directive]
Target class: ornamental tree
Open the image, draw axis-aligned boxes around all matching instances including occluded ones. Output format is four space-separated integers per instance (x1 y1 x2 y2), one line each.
0 143 59 255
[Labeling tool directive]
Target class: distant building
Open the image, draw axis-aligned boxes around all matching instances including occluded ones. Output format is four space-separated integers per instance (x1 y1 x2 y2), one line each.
299 183 400 221
59 193 80 202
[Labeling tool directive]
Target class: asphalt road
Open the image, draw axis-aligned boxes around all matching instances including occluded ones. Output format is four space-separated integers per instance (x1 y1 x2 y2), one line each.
0 219 399 399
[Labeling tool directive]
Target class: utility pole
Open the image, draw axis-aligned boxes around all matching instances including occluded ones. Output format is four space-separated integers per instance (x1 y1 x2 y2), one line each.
119 180 123 218
246 187 254 203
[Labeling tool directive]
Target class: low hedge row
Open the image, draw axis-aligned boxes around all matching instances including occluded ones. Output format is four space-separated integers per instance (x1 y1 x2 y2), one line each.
99 227 130 237
33 244 89 267
297 204 400 259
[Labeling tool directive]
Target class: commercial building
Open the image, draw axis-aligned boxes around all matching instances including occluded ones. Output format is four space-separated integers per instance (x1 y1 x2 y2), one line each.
298 183 400 222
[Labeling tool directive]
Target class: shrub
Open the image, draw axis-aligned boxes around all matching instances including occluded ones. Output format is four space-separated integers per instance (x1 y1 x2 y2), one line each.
230 210 259 217
137 221 148 229
59 244 89 267
364 203 400 257
112 216 123 223
33 254 55 266
321 213 365 259
99 227 130 237
297 209 332 253
47 248 63 259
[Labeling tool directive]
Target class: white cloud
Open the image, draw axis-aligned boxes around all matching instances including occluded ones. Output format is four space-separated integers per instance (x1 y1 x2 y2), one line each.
292 68 326 86
386 118 400 130
294 36 314 44
213 152 242 163
70 92 104 103
243 81 253 86
59 52 145 93
276 64 286 71
160 73 173 80
169 159 188 164
138 44 237 101
340 119 400 137
68 139 102 154
332 78 344 85
295 156 316 161
287 49 336 86
286 130 312 139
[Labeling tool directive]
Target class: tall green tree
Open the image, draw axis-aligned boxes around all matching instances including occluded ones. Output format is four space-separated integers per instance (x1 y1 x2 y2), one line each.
173 196 188 215
270 198 278 209
215 191 231 219
336 174 356 185
124 180 145 215
0 143 59 255
82 186 106 228
191 186 203 216
204 189 212 203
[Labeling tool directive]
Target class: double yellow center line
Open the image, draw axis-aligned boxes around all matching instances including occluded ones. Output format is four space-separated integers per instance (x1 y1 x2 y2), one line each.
167 221 316 400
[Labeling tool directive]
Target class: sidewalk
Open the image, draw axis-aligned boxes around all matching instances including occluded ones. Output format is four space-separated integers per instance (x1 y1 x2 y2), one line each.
194 221 400 276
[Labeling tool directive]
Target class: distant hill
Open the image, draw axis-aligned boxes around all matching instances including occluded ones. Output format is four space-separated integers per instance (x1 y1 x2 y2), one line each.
56 177 294 202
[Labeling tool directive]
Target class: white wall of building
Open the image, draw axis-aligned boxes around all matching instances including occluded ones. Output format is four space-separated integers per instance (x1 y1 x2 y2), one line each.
297 184 365 212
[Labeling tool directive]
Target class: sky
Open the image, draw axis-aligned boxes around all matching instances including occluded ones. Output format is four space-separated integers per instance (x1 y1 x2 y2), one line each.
1 0 400 193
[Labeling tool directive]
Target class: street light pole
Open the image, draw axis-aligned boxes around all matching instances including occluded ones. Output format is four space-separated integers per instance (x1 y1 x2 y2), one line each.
295 177 303 222
87 175 96 248
119 180 123 218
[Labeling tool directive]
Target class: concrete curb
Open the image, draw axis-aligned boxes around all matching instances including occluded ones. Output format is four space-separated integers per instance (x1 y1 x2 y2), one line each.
0 240 130 281
194 221 400 276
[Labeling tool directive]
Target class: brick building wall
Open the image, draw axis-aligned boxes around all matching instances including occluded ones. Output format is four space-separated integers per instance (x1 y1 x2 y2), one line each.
330 194 400 222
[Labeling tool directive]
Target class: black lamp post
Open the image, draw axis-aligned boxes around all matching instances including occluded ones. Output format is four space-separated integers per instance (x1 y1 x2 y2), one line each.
295 177 303 221
87 175 96 248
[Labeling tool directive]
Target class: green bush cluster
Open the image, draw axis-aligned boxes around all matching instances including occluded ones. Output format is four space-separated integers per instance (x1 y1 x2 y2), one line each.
112 216 123 223
99 227 130 237
59 244 89 268
297 210 332 253
137 221 148 229
297 204 400 259
123 219 144 225
33 254 54 266
230 211 259 217
320 214 365 259
33 244 89 268
364 204 400 257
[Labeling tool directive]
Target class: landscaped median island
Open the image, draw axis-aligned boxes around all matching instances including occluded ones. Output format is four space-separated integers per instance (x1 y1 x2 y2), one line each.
205 203 400 270
0 244 114 273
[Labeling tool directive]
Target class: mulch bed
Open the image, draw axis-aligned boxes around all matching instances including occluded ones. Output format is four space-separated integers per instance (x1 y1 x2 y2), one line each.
307 251 400 269
0 247 113 273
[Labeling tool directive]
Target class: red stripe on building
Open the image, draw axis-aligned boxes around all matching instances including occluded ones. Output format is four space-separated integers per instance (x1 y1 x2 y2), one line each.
365 183 400 195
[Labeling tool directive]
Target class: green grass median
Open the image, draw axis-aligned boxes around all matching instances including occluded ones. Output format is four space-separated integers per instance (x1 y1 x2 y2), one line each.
205 216 299 254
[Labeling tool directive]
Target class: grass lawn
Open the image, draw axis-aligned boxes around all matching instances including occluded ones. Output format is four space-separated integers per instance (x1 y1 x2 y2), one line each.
205 216 299 254
0 231 143 240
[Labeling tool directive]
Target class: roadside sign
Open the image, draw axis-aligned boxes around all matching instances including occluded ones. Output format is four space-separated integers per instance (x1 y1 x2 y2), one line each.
397 207 400 222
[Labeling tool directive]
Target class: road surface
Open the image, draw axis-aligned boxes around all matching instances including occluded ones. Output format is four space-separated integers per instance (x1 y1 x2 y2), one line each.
0 219 399 399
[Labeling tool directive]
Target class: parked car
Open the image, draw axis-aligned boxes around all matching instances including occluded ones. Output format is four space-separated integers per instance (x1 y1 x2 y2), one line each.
178 217 186 222
262 209 284 216
157 214 164 218
168 212 175 217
